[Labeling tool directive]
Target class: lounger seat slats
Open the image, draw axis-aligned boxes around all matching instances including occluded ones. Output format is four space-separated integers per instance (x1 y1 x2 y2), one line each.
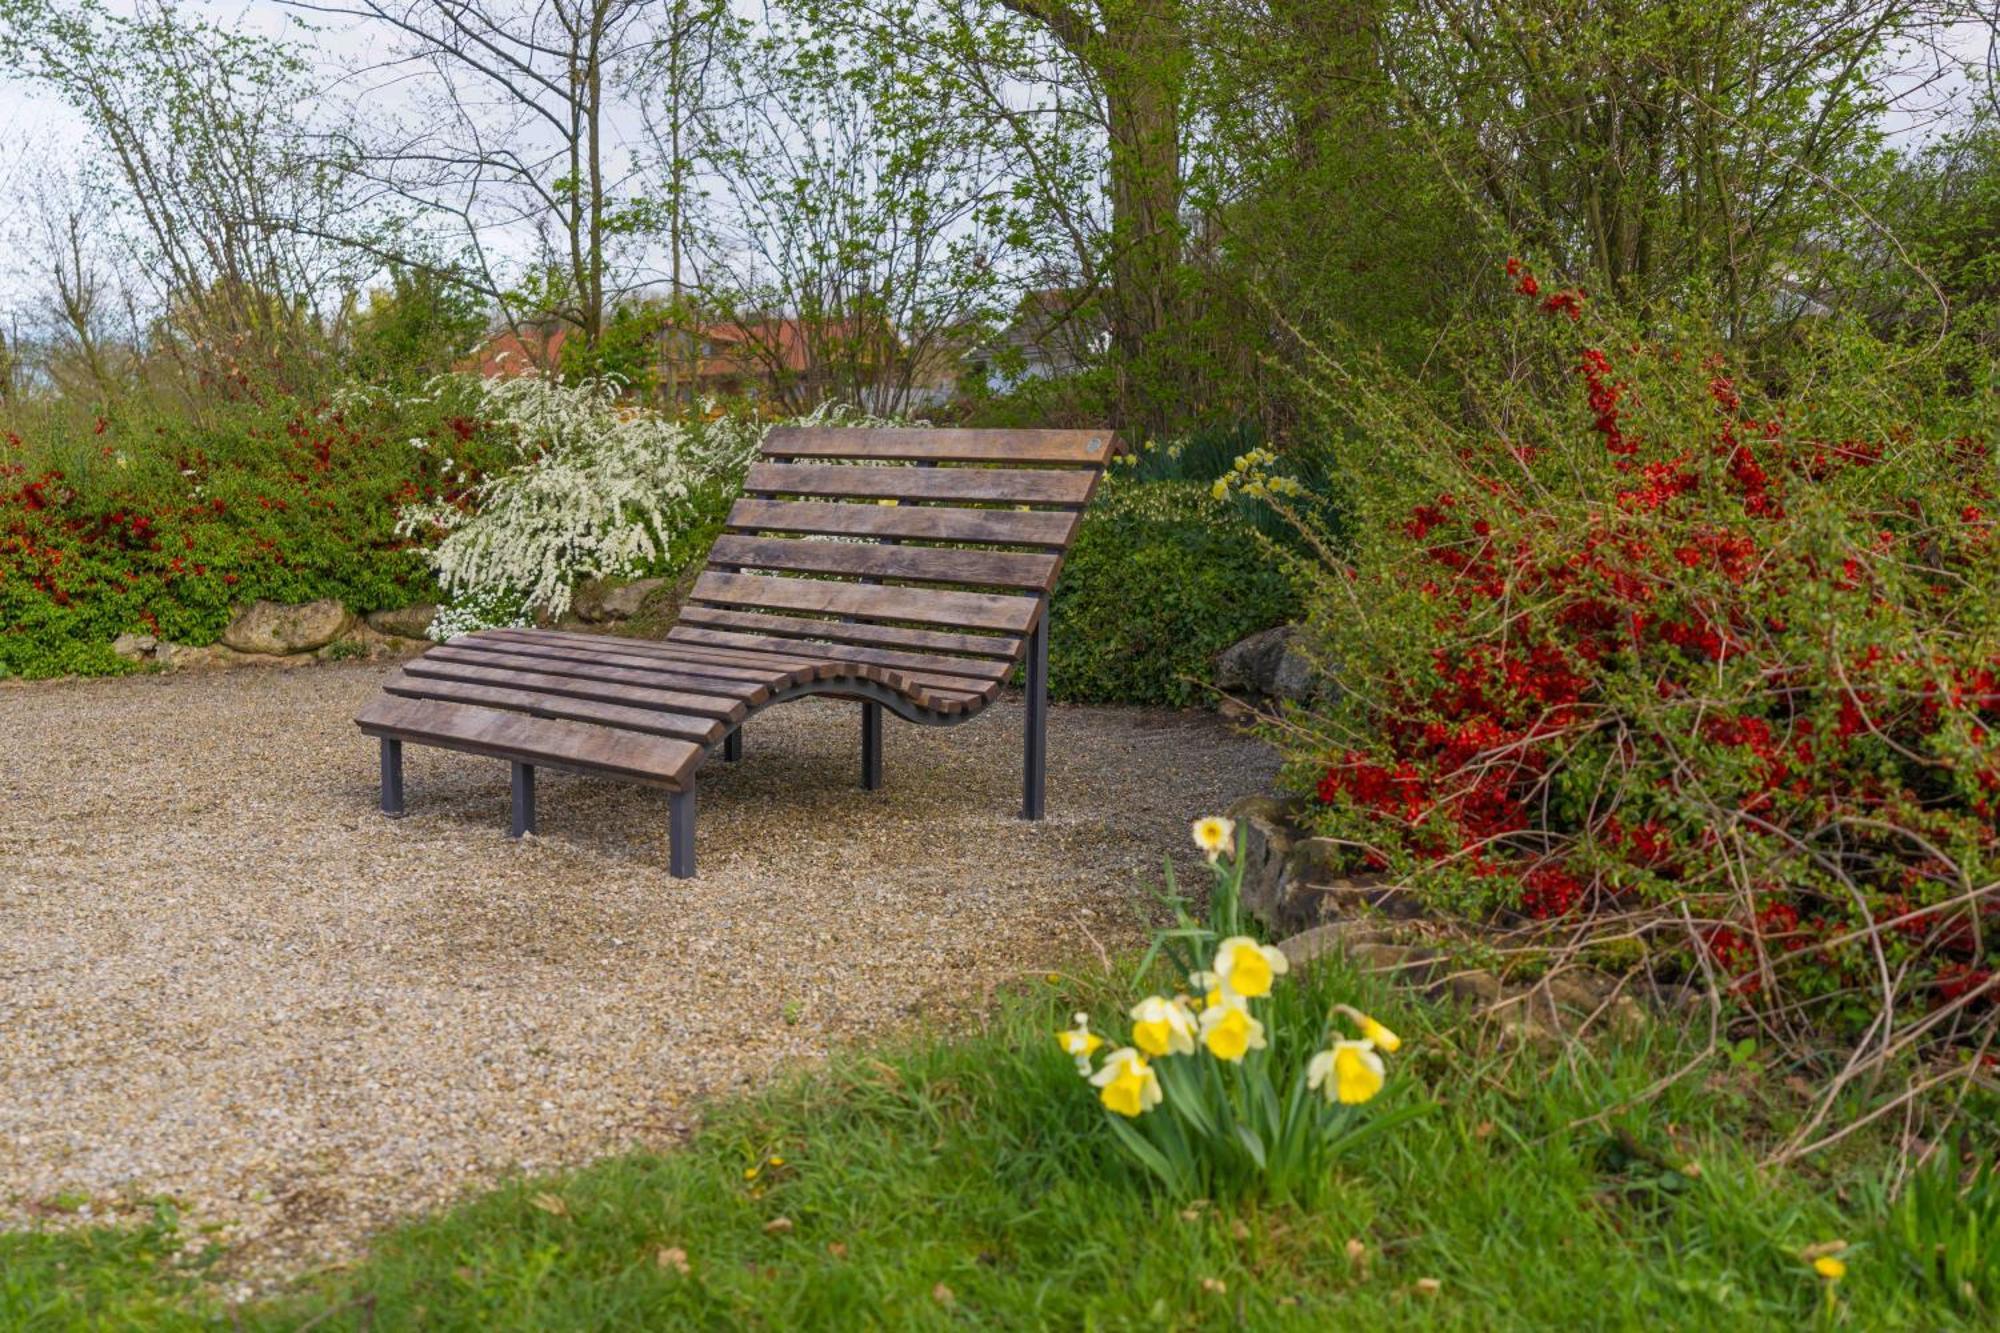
762 426 1111 465
743 462 1098 507
726 498 1080 548
675 605 1022 660
358 425 1118 877
357 695 701 785
384 671 731 745
689 570 1042 635
705 534 1059 590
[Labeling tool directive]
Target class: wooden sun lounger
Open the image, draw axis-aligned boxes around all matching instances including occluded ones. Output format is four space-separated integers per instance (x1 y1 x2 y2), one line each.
355 426 1119 876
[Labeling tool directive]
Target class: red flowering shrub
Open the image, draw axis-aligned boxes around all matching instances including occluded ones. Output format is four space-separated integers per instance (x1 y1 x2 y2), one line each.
0 382 509 677
1285 263 1998 1053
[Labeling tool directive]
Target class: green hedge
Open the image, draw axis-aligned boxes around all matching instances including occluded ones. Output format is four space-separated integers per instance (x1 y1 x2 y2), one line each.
1047 479 1301 706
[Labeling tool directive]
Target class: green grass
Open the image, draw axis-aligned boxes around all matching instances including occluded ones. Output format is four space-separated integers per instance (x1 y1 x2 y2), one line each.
3 960 1982 1330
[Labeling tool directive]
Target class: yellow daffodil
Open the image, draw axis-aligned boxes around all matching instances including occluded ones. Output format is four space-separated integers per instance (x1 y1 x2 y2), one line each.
1090 1047 1162 1117
1129 995 1196 1058
1189 970 1224 1009
1308 1040 1386 1105
1198 997 1266 1062
1209 478 1229 502
1056 1012 1103 1073
1191 816 1235 861
1336 1005 1403 1053
1813 1256 1846 1281
1213 936 1288 1000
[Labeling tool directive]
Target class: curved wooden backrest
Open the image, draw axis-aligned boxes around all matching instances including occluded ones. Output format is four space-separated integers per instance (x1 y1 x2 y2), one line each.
681 427 1119 671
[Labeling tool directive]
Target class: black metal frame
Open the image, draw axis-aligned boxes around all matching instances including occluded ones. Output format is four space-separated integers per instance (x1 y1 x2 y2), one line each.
373 597 1053 880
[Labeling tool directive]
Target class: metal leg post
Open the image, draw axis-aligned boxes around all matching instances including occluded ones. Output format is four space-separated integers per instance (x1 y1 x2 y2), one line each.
380 739 405 817
723 727 743 762
861 700 883 791
669 784 697 878
1022 605 1048 819
509 761 536 838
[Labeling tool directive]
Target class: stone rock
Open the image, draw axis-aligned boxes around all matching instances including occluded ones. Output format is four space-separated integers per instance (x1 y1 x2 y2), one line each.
219 599 353 655
154 642 286 671
365 604 436 640
111 632 159 662
1348 942 1440 986
319 623 414 662
599 577 666 620
1431 969 1504 1008
1276 922 1356 971
1232 813 1296 933
1214 624 1324 703
1226 793 1309 826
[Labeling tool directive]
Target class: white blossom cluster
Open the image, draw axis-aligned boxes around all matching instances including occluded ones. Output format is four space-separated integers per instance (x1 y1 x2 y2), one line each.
396 375 763 629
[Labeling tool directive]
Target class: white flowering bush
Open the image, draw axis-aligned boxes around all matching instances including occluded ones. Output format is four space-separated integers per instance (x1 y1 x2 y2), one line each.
395 375 763 631
1059 818 1426 1202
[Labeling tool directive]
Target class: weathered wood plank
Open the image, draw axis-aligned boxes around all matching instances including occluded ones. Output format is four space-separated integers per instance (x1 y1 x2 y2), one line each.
675 604 1023 660
707 534 1059 591
743 461 1097 507
665 625 1011 681
355 695 700 786
462 631 827 686
401 656 748 721
689 571 1040 634
725 498 1080 548
425 643 773 703
384 671 728 745
762 426 1116 466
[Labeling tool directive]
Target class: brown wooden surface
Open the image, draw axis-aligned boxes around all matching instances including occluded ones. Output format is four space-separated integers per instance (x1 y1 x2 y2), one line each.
675 604 1022 660
742 461 1097 507
706 534 1059 591
384 671 728 745
762 426 1115 465
401 656 750 721
689 570 1041 634
356 694 701 785
425 643 775 703
665 624 1011 681
725 498 1080 548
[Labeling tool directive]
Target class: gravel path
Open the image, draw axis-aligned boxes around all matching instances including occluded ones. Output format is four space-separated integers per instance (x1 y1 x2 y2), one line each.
0 661 1274 1279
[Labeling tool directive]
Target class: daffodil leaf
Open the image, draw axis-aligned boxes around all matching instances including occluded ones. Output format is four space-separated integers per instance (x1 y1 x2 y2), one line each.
1106 1114 1185 1193
1234 1123 1268 1170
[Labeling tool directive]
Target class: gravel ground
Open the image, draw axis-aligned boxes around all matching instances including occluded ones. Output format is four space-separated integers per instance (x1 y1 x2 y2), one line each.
0 661 1275 1281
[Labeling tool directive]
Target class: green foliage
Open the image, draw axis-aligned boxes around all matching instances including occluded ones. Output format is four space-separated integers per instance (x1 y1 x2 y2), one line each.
1048 479 1301 706
1880 1143 2000 1314
345 266 489 390
3 957 1985 1327
0 381 512 678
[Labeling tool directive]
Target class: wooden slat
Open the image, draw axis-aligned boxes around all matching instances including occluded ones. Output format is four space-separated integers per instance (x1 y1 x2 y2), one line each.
676 605 1023 660
743 461 1097 507
690 571 1040 634
763 426 1115 466
666 625 1011 682
707 534 1059 591
356 695 700 786
385 671 727 745
472 630 840 687
726 498 1080 548
426 643 774 703
647 640 1002 702
402 656 748 722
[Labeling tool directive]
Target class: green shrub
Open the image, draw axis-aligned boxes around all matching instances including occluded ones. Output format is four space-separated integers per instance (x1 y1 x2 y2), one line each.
1048 479 1301 706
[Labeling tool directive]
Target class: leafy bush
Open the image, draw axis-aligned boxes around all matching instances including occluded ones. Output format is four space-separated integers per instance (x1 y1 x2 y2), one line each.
1049 479 1301 706
396 376 762 628
0 381 514 677
1262 260 1998 1091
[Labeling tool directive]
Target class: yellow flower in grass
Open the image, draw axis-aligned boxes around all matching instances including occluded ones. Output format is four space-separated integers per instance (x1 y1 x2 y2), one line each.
1191 816 1235 860
1308 1040 1386 1105
1129 996 1196 1058
1213 936 1288 1000
1334 1006 1402 1053
1056 1012 1103 1073
1198 998 1266 1062
1090 1047 1162 1117
1813 1255 1846 1281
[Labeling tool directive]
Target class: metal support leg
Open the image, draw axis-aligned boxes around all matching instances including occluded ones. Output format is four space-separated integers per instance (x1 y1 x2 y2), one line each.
509 761 536 838
1023 605 1048 820
379 739 405 818
669 784 696 878
861 700 883 791
723 727 743 762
